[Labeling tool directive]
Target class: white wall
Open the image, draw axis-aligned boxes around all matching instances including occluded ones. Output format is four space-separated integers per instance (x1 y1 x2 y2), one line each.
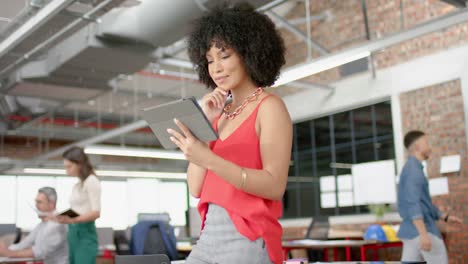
283 43 468 171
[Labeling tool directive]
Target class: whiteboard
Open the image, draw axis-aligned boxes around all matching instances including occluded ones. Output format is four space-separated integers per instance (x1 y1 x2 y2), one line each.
352 160 397 205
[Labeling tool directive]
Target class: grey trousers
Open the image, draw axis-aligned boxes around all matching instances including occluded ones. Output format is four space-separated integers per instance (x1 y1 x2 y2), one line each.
401 233 448 264
185 204 272 264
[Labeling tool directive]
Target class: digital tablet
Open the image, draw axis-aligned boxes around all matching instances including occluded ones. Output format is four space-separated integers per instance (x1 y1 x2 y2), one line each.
141 97 218 149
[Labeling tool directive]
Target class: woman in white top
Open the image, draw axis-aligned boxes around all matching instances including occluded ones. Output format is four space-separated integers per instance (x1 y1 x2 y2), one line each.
58 146 101 264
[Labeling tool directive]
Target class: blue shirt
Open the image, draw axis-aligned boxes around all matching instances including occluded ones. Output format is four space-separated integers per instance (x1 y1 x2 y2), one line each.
397 156 442 239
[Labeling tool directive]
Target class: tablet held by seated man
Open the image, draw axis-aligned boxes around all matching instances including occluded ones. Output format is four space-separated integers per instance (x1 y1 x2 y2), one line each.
0 187 68 264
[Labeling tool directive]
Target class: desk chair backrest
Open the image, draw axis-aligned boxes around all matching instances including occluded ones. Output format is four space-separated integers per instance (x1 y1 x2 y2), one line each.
114 229 130 255
130 221 177 260
115 254 170 264
305 216 329 240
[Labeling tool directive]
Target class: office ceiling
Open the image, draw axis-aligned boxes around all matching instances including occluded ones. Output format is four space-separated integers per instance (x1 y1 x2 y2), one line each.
0 0 465 172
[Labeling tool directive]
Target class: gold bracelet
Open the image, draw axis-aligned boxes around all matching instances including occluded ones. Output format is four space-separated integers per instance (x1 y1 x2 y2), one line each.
240 168 247 190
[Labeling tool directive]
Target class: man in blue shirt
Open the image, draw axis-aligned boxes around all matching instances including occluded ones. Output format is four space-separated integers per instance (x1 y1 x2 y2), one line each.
397 130 462 264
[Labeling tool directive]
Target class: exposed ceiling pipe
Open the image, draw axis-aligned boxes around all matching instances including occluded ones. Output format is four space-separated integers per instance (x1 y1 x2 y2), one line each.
0 0 118 77
267 10 329 55
0 0 40 38
256 0 290 12
158 58 194 69
285 12 331 26
287 80 334 91
154 38 189 58
138 70 199 82
0 0 75 60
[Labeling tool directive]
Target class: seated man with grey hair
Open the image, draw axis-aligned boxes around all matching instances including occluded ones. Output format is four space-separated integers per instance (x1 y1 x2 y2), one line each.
0 187 68 264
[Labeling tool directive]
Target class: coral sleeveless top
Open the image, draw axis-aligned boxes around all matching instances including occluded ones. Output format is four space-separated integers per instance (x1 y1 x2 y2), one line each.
198 94 283 264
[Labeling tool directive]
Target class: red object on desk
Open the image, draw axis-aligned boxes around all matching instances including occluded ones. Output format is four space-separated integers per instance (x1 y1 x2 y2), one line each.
101 249 115 259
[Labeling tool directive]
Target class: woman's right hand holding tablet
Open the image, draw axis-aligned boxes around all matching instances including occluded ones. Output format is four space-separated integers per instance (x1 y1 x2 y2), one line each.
201 88 228 123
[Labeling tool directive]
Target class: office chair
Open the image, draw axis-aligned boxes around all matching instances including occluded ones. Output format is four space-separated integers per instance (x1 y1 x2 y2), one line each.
115 254 170 264
305 215 329 240
304 216 329 261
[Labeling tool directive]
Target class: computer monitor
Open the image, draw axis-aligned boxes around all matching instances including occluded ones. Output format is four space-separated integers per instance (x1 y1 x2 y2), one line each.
0 224 16 237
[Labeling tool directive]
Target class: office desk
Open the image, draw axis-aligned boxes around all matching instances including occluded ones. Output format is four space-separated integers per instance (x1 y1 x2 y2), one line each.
282 239 403 261
172 252 405 264
282 239 368 261
0 257 41 263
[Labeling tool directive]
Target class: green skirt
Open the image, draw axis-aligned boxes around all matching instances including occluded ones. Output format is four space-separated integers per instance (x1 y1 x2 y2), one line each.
68 222 98 264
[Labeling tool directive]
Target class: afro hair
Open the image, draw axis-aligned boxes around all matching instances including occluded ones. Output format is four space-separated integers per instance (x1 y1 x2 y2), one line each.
187 2 286 89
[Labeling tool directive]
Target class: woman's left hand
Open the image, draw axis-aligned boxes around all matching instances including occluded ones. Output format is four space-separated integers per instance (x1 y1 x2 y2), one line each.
167 119 213 167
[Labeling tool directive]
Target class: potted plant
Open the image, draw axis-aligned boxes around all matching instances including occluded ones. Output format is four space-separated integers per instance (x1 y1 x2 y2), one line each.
368 203 391 223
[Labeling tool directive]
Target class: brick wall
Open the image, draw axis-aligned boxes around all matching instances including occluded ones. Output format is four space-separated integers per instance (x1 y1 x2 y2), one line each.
400 79 468 264
278 0 467 85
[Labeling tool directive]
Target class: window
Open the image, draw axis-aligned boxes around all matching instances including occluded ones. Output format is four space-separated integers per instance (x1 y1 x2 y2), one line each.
284 102 395 218
0 176 188 230
97 181 129 229
127 178 161 226
0 176 17 224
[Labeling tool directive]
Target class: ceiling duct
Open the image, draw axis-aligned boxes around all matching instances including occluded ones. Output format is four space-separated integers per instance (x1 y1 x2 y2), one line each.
9 23 155 91
2 0 274 99
97 0 273 47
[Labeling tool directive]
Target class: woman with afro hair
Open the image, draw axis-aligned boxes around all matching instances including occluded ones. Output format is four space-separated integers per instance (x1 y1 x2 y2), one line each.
167 2 292 263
